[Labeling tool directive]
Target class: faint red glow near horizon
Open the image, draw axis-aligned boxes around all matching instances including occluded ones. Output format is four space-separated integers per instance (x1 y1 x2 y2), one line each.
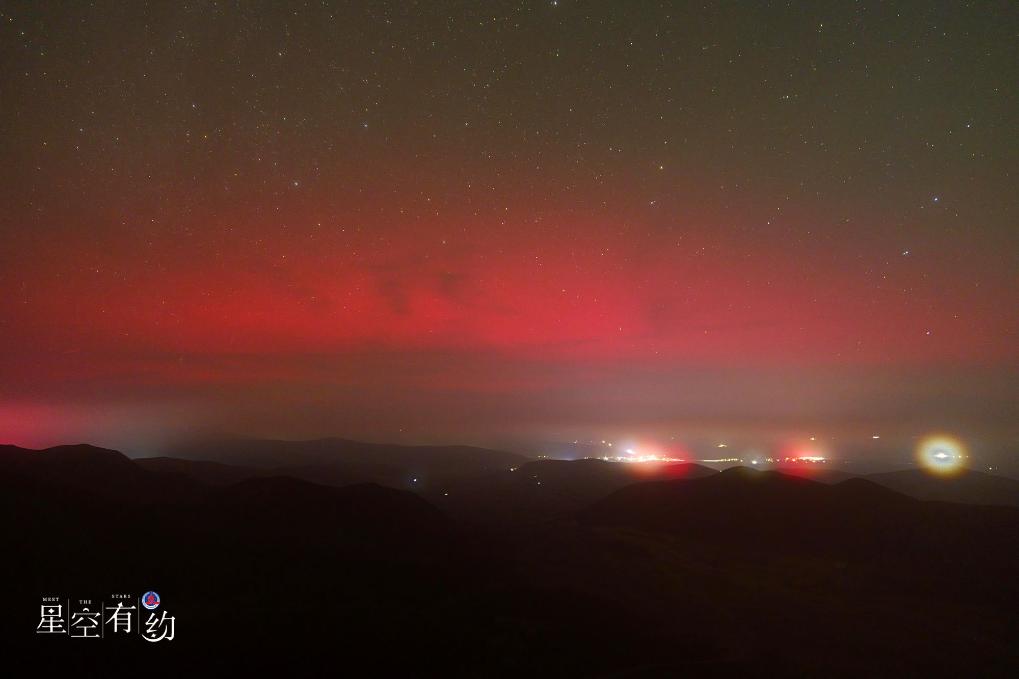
1 2 1016 451
0 403 104 449
5 213 1014 374
2 202 1017 450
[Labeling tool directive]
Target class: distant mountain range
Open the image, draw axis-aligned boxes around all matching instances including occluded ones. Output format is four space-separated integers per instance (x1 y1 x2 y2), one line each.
582 466 944 557
156 437 526 488
3 442 1019 674
17 441 988 524
0 443 202 503
423 458 718 524
6 440 1018 512
864 467 1019 507
776 462 1019 507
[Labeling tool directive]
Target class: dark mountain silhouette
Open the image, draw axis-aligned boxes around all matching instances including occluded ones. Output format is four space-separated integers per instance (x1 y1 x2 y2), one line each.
1 443 722 675
0 443 203 502
574 466 1019 673
745 465 1019 508
134 456 262 485
211 476 448 539
1 443 143 484
427 458 718 524
580 466 1019 559
4 445 1019 675
163 437 527 488
770 464 858 483
865 467 1019 507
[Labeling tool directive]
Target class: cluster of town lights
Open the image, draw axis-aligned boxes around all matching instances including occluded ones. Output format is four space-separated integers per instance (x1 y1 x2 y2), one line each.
600 453 685 464
577 433 971 474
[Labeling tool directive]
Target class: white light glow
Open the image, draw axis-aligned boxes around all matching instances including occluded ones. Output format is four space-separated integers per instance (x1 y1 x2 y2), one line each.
597 454 686 464
917 434 966 475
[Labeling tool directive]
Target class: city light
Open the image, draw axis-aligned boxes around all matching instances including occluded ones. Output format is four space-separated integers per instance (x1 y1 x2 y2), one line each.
596 443 686 464
785 455 826 463
917 434 966 475
599 453 686 464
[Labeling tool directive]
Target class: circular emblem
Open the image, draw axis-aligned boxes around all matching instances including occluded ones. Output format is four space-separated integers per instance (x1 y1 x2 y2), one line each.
141 591 161 610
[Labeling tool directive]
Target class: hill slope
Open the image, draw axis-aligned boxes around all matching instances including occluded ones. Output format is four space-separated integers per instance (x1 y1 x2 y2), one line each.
163 437 527 488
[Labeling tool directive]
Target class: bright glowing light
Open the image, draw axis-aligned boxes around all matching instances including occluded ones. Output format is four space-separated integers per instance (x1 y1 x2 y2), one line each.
596 450 687 464
780 451 827 464
598 454 686 464
917 434 966 475
600 440 689 464
717 443 728 448
778 438 830 465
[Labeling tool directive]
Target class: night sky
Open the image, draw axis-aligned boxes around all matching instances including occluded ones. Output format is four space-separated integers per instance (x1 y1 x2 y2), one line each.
1 1 1016 456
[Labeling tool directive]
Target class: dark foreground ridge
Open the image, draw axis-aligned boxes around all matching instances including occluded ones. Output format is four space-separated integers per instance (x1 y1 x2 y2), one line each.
3 444 1018 676
160 436 527 487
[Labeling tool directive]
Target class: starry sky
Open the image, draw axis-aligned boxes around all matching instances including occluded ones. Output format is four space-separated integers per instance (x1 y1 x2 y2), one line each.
0 1 1016 456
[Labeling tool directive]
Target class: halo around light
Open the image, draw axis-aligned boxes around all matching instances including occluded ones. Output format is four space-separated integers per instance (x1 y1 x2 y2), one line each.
916 434 967 475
